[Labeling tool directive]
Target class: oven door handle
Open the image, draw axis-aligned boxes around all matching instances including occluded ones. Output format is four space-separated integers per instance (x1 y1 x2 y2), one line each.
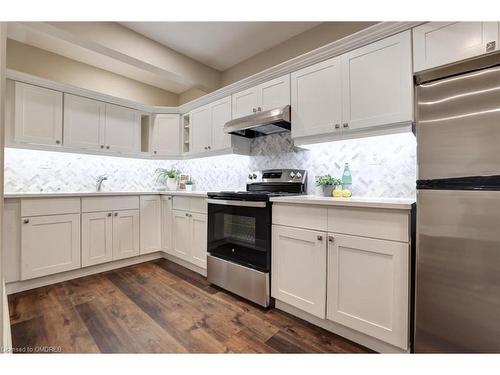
207 199 267 208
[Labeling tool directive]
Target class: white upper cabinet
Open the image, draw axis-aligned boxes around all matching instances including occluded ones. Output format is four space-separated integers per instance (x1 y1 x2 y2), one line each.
413 22 500 72
210 96 232 151
104 103 141 154
14 81 63 146
272 225 327 319
64 93 105 151
232 74 290 119
190 105 212 154
139 195 162 254
291 57 342 138
327 233 409 349
341 31 413 131
151 114 180 156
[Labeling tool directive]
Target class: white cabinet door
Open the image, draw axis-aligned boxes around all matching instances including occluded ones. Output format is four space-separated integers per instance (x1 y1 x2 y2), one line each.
232 86 259 118
190 213 207 269
140 195 162 254
63 94 105 151
152 114 180 156
172 210 191 261
327 233 409 349
161 196 173 252
413 22 499 72
14 81 63 146
104 103 141 154
190 105 212 154
291 57 342 138
271 225 327 318
341 31 413 131
258 74 290 111
21 214 80 280
112 209 140 260
210 96 232 151
81 211 113 267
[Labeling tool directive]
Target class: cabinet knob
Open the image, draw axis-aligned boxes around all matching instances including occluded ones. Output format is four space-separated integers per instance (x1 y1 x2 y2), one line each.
253 108 257 113
23 218 29 224
342 123 349 128
55 140 61 144
167 197 172 200
257 107 262 112
204 146 207 150
106 146 110 150
486 41 496 52
154 151 157 154
114 212 118 217
328 236 334 242
317 235 323 241
100 145 104 149
334 124 340 129
207 146 211 150
185 213 189 217
107 213 112 217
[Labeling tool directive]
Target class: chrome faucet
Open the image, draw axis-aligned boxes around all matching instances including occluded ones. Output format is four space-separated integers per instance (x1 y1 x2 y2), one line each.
96 175 108 192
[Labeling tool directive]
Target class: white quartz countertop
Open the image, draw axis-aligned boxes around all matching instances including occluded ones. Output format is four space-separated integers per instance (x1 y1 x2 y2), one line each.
270 195 415 210
4 190 208 199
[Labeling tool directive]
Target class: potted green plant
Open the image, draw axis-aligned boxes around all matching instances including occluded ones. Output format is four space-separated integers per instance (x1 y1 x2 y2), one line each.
315 175 341 197
185 179 194 192
155 168 180 191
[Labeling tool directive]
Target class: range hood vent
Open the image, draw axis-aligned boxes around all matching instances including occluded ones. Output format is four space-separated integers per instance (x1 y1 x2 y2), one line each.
224 105 291 138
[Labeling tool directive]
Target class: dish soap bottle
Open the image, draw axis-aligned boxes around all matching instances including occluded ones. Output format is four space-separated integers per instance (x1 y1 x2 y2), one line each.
341 162 352 198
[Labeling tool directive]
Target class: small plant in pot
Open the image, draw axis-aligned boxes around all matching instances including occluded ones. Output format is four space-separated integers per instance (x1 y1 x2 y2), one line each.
315 175 342 197
185 179 194 191
156 168 180 191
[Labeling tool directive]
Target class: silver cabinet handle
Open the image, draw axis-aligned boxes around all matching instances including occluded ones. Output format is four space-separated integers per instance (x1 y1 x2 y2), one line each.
334 124 340 129
114 212 118 217
342 123 349 128
107 212 112 217
23 219 29 224
328 235 334 242
486 41 496 52
55 140 61 144
317 235 323 241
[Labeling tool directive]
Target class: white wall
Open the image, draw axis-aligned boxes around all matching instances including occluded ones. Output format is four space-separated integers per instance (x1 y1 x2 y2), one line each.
4 132 416 199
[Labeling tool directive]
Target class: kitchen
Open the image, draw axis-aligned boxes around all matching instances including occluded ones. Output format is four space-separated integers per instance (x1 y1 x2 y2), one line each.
0 4 499 372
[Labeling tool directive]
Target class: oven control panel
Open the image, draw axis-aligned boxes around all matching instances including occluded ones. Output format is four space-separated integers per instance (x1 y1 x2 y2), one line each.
247 169 307 184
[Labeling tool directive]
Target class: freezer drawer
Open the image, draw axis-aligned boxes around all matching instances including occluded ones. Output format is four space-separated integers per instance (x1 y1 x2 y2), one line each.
415 189 500 352
416 65 500 180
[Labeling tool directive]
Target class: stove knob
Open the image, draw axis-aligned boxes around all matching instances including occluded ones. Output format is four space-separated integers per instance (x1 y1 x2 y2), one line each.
289 171 295 178
295 172 302 179
248 174 253 180
252 173 257 179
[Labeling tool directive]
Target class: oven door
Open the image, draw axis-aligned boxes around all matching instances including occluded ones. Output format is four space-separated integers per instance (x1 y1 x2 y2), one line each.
207 199 271 272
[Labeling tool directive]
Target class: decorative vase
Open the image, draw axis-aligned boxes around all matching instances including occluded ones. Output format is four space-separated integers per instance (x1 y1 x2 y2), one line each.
166 177 177 191
185 185 193 192
322 185 334 197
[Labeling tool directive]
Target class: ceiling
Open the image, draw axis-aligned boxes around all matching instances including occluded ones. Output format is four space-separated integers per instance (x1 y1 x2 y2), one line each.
119 22 321 71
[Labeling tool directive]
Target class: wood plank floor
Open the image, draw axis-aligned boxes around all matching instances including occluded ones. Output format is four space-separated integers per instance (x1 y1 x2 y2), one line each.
8 259 372 353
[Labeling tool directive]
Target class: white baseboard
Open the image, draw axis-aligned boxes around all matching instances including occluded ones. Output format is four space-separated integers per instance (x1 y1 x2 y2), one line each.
6 252 164 294
275 300 409 354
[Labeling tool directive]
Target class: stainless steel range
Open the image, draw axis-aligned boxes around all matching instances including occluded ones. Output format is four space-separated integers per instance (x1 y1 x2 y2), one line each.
206 169 307 307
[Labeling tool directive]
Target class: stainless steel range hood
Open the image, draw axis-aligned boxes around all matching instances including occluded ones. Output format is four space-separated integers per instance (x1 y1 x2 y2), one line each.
223 105 291 138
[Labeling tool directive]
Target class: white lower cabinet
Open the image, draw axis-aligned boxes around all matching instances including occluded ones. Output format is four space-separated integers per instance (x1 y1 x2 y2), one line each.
112 209 140 260
327 233 409 349
21 214 81 280
171 209 207 269
161 196 173 252
81 211 113 267
140 195 162 254
271 225 327 319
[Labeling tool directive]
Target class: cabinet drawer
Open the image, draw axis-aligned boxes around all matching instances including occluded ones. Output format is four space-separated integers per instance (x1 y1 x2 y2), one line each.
172 196 207 213
81 195 139 213
328 207 409 242
21 197 80 217
272 203 327 231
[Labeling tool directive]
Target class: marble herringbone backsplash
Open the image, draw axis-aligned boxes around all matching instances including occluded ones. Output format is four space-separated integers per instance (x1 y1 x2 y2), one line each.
4 132 417 198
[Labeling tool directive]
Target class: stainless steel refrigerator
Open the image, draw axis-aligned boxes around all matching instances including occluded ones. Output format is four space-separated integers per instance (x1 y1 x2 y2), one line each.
415 53 500 352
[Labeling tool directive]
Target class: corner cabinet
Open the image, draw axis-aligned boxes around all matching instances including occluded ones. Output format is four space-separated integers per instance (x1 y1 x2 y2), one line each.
14 81 63 146
104 103 141 154
151 114 180 156
291 31 413 143
272 225 327 318
413 22 499 72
